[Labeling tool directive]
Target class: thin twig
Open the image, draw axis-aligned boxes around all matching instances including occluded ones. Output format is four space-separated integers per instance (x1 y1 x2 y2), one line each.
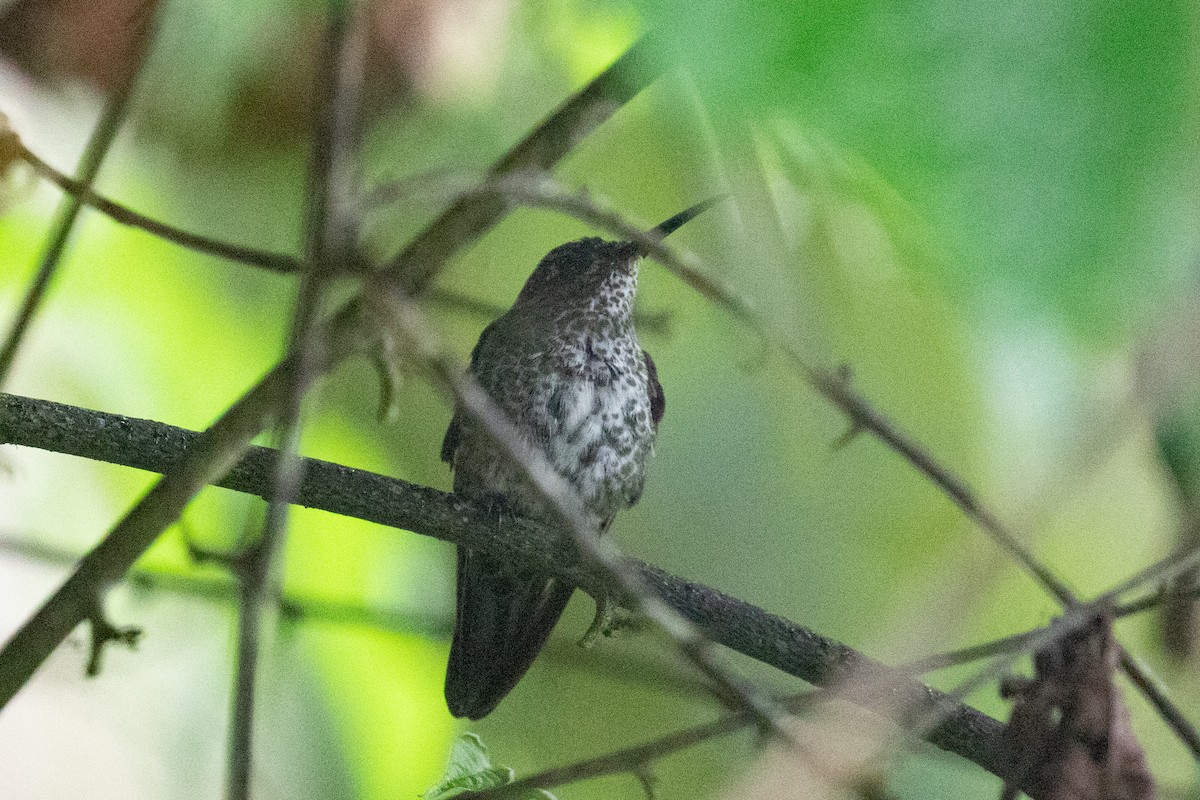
0 35 656 714
21 155 668 332
0 7 158 384
0 391 1007 777
18 145 301 272
465 695 817 800
224 5 362 799
901 577 1200 671
898 631 1043 675
0 532 453 635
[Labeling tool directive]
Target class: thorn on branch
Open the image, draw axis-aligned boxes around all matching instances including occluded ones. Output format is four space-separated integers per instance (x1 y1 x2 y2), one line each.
185 535 239 570
829 364 869 450
184 534 261 585
832 420 866 451
633 767 658 800
372 348 404 425
85 606 142 678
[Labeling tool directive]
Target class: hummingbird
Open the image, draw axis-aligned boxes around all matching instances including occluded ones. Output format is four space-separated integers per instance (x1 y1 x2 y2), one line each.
440 199 716 719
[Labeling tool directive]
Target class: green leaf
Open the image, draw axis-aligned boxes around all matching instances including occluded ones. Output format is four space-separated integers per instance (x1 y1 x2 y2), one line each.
422 733 557 800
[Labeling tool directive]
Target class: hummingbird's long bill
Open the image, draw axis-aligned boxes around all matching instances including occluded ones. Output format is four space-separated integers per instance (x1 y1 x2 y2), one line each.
642 195 724 247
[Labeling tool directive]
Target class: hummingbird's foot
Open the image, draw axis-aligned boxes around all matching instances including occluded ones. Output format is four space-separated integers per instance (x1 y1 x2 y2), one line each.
578 594 638 648
578 593 613 649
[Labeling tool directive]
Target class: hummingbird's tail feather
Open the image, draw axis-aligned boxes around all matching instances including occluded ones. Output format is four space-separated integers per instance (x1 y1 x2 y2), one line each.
445 547 575 719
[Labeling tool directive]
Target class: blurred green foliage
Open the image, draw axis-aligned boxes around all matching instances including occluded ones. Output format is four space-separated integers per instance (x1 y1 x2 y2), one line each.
2 0 1199 797
639 0 1199 338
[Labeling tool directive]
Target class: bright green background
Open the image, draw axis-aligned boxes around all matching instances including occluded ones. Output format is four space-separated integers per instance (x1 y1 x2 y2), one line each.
1 0 1198 797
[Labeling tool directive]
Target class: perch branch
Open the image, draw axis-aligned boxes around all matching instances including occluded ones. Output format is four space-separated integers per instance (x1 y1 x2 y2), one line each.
0 392 1005 777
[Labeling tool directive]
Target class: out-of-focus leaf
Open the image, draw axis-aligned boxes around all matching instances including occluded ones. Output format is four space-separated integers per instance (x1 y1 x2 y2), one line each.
635 0 1199 340
1152 413 1200 660
422 733 555 800
1156 415 1200 510
423 733 515 799
1000 612 1154 800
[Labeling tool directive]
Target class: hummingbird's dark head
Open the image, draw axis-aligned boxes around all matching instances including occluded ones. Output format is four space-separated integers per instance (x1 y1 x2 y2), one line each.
513 237 641 313
511 198 720 319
